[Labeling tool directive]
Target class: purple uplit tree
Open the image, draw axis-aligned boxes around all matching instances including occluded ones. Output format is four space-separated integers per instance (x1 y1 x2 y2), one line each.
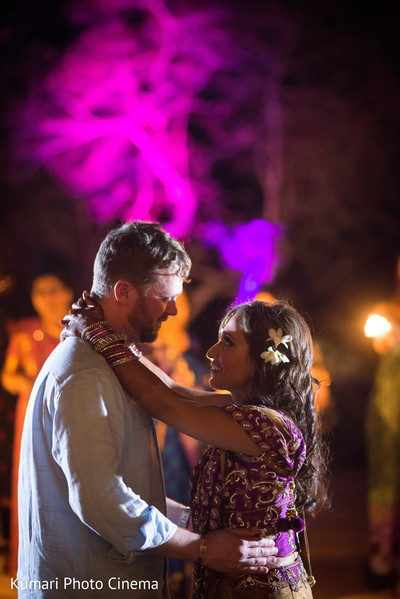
14 0 234 238
6 0 397 331
12 0 301 236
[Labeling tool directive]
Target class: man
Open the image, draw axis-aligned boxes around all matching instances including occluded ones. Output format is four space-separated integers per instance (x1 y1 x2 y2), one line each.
17 221 276 598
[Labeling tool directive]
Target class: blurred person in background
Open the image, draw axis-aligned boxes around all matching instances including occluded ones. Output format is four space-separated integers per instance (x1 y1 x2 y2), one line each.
0 301 13 570
185 237 241 360
365 299 400 595
1 269 73 575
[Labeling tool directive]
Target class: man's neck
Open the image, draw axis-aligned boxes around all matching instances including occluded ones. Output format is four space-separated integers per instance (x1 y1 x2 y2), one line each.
98 296 140 344
98 297 124 332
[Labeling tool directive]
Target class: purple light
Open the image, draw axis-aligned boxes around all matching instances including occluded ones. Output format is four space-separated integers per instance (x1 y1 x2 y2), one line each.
14 3 232 238
202 219 282 302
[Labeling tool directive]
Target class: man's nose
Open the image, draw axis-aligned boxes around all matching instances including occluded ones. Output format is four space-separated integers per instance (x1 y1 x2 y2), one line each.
166 300 178 316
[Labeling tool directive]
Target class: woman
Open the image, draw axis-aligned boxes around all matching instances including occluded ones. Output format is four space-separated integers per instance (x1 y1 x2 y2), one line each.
2 271 73 574
65 297 329 598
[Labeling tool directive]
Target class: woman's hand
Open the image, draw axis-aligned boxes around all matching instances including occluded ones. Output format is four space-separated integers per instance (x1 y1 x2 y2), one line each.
61 291 105 341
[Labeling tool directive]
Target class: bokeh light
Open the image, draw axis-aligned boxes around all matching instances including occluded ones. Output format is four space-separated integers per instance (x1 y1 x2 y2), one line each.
364 314 392 338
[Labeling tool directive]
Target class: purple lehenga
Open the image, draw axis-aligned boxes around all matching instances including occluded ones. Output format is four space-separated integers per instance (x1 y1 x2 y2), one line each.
190 404 313 598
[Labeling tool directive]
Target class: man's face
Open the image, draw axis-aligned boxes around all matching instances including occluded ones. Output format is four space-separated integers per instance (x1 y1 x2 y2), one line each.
127 268 184 343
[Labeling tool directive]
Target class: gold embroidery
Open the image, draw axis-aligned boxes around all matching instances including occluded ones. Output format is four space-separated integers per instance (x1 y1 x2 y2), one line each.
190 405 308 597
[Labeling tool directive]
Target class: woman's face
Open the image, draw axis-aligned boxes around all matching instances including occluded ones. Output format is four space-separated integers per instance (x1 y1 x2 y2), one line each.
206 312 255 402
31 275 73 323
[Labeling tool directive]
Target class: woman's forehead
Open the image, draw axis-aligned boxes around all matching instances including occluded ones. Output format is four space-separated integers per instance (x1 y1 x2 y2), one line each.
220 312 241 334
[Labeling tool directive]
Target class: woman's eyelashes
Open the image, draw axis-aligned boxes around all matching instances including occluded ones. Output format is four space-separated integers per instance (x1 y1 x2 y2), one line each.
222 334 234 346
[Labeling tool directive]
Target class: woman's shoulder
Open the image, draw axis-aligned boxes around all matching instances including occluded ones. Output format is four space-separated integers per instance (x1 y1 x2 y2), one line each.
224 402 295 436
8 316 42 336
224 403 306 472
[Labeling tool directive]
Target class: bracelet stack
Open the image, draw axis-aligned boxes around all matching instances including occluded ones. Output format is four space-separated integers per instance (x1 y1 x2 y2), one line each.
81 321 121 347
81 321 142 368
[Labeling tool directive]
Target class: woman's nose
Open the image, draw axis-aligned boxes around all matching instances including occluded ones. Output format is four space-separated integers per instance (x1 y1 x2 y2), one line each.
206 342 218 361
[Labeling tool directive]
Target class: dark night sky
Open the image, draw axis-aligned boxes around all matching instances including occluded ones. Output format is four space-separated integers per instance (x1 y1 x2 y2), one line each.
0 0 399 418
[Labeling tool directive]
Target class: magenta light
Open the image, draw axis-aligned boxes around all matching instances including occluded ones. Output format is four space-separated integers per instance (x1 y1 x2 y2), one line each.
202 219 282 302
15 3 232 238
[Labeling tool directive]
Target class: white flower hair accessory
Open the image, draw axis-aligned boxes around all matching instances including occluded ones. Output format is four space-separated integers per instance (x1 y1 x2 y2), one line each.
260 328 293 365
267 328 292 348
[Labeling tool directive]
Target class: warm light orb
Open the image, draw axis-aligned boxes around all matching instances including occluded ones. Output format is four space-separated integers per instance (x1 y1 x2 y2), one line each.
364 314 392 338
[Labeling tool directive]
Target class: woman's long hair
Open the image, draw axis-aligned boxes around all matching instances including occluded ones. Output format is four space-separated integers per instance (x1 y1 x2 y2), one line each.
221 300 330 515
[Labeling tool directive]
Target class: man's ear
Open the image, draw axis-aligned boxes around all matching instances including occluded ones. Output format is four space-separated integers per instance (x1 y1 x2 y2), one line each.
113 280 138 305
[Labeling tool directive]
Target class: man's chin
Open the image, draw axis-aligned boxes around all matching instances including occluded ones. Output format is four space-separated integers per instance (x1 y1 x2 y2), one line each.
140 330 158 344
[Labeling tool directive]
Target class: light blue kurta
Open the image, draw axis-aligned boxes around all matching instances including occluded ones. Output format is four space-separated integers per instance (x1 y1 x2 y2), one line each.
17 337 177 598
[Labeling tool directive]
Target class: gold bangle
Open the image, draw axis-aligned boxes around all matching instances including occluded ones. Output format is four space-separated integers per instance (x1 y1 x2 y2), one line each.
93 333 127 352
198 535 207 565
109 356 137 368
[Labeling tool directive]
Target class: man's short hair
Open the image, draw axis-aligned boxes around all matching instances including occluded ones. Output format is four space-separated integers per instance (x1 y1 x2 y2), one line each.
92 221 191 297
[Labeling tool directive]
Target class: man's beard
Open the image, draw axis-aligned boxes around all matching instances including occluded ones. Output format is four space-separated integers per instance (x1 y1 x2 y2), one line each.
127 311 161 343
139 326 158 343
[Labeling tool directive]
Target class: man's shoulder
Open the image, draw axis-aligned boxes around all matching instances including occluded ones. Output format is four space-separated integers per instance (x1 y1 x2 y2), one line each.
28 340 134 422
46 337 109 379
